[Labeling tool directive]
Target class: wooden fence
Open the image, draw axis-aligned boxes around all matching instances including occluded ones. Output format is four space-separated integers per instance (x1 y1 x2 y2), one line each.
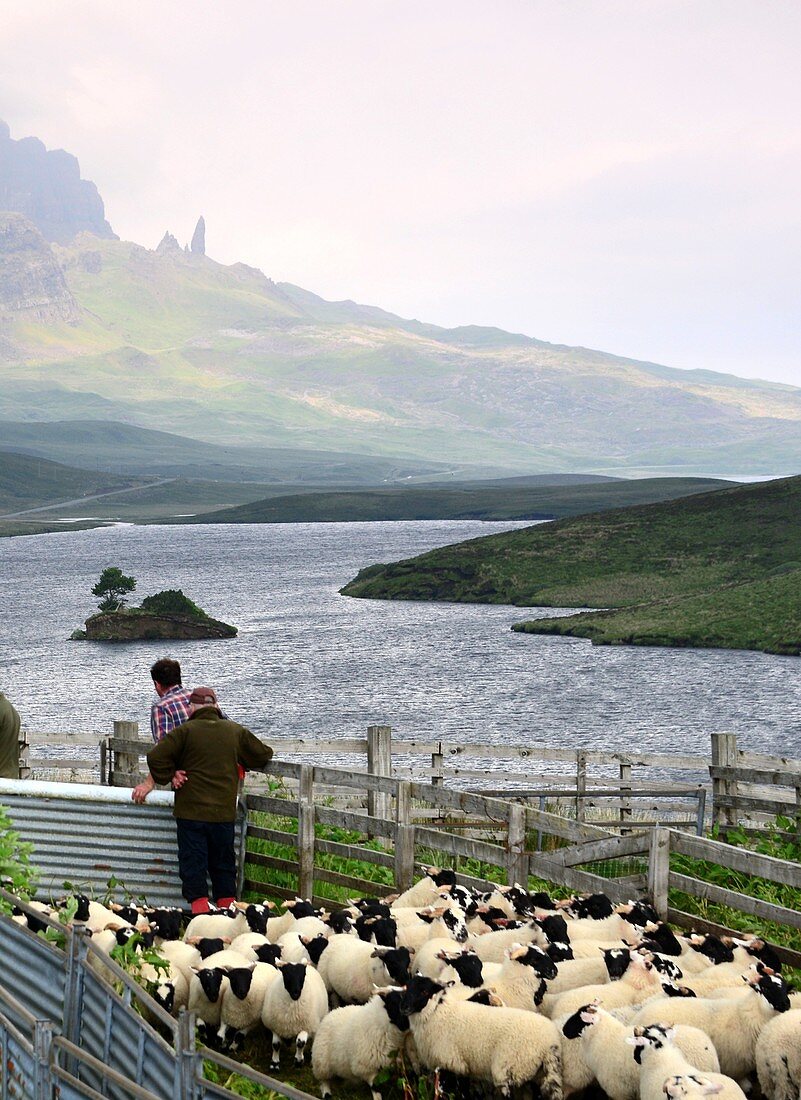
242 759 801 970
18 723 801 835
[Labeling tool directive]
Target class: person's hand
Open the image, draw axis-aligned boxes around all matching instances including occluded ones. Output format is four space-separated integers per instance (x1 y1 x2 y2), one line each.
132 783 151 804
171 770 188 790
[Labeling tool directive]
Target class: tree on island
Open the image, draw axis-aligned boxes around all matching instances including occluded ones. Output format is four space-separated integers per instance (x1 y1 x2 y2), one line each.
92 567 136 612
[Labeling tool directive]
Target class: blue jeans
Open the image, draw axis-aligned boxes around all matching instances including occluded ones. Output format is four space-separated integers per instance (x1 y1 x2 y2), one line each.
175 818 237 904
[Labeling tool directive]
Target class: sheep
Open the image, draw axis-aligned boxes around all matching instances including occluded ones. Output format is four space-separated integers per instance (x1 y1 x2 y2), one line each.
11 899 53 934
401 974 563 1099
435 947 503 989
312 988 415 1100
542 949 662 1019
662 1074 730 1098
396 906 468 955
559 1002 719 1100
188 966 230 1037
754 1006 801 1100
545 945 635 995
228 931 272 962
316 935 413 1004
218 961 282 1050
183 905 251 943
630 1024 747 1100
389 867 456 910
465 918 547 966
631 964 792 1081
477 943 556 1010
261 960 328 1068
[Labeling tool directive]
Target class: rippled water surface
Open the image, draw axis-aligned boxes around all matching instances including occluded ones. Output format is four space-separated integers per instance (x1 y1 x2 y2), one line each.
1 521 799 757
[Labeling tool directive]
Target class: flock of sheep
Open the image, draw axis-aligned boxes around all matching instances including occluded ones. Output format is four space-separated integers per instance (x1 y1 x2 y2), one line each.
13 868 801 1100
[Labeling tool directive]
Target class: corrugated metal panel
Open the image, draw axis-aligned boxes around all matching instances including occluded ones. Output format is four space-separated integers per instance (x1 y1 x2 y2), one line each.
0 1018 36 1099
0 779 183 908
0 779 244 908
77 969 177 1099
0 914 66 1026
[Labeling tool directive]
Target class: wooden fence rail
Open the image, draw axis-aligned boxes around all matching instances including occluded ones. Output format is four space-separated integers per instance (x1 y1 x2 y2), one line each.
240 760 801 969
16 723 801 834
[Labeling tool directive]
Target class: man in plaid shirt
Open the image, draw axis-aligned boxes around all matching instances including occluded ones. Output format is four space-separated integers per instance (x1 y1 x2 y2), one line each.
150 657 192 742
132 658 192 804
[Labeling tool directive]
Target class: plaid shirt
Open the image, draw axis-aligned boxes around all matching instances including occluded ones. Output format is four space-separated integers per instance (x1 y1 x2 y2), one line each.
150 685 192 743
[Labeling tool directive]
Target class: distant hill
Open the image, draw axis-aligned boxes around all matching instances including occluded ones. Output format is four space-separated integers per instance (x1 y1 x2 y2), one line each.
1 122 801 477
0 419 452 483
0 450 142 512
181 476 730 525
340 475 801 655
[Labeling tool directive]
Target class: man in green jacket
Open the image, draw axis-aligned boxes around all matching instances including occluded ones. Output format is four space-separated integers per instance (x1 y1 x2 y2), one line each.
0 692 21 779
140 686 273 914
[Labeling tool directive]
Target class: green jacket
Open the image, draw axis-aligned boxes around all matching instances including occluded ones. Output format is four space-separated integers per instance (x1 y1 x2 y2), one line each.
147 707 273 822
0 693 21 779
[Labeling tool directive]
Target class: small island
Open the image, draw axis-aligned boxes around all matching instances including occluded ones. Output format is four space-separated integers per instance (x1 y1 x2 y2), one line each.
70 569 237 641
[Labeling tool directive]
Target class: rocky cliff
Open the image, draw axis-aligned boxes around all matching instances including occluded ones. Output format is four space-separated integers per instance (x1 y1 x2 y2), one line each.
0 120 116 244
0 212 79 323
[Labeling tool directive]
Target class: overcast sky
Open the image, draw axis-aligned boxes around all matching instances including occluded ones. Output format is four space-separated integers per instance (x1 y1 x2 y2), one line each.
3 1 800 386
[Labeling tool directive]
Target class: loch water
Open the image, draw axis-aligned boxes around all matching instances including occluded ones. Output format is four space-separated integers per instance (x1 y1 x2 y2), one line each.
1 520 799 759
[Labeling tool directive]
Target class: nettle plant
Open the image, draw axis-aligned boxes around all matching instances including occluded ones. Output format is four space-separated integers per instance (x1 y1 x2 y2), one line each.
0 804 37 902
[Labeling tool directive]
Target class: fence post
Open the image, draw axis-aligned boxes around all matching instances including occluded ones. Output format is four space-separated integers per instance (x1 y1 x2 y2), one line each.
394 780 416 892
647 826 671 920
506 803 528 887
431 742 444 787
367 725 392 823
711 732 738 835
62 926 88 1075
175 1008 202 1100
18 730 30 779
112 719 142 785
619 761 632 832
575 751 587 823
33 1019 54 1100
297 765 315 900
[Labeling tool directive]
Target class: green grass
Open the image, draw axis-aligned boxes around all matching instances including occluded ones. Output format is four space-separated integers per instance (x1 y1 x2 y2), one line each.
183 477 730 526
341 475 801 655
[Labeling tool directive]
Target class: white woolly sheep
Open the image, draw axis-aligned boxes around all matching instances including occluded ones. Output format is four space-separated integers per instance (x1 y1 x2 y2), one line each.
218 961 281 1050
261 960 329 1068
662 1074 730 1098
559 1003 719 1100
312 988 415 1100
630 1024 747 1100
401 975 562 1099
754 1006 801 1100
542 950 662 1019
183 907 250 943
316 936 413 1004
631 965 791 1081
545 946 635 996
389 867 457 910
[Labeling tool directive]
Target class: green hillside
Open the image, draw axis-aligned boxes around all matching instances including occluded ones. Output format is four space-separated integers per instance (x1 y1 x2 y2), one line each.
0 450 143 513
340 476 801 655
3 232 801 475
0 420 450 482
181 476 729 525
513 570 801 655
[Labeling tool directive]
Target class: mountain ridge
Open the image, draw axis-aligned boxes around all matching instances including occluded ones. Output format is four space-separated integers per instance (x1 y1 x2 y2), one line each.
1 123 799 477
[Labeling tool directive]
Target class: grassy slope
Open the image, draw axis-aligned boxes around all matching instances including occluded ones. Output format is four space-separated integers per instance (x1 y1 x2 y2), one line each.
340 475 801 655
3 237 801 472
181 476 730 525
0 450 142 511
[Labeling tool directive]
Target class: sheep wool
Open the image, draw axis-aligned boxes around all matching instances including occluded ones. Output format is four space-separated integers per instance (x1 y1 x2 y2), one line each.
754 1007 801 1100
559 1003 719 1100
261 961 328 1068
630 965 792 1081
402 976 563 1099
312 990 412 1100
631 1024 747 1100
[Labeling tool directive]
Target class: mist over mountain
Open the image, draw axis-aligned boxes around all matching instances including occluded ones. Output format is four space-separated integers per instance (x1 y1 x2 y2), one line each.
1 121 799 478
0 121 115 244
